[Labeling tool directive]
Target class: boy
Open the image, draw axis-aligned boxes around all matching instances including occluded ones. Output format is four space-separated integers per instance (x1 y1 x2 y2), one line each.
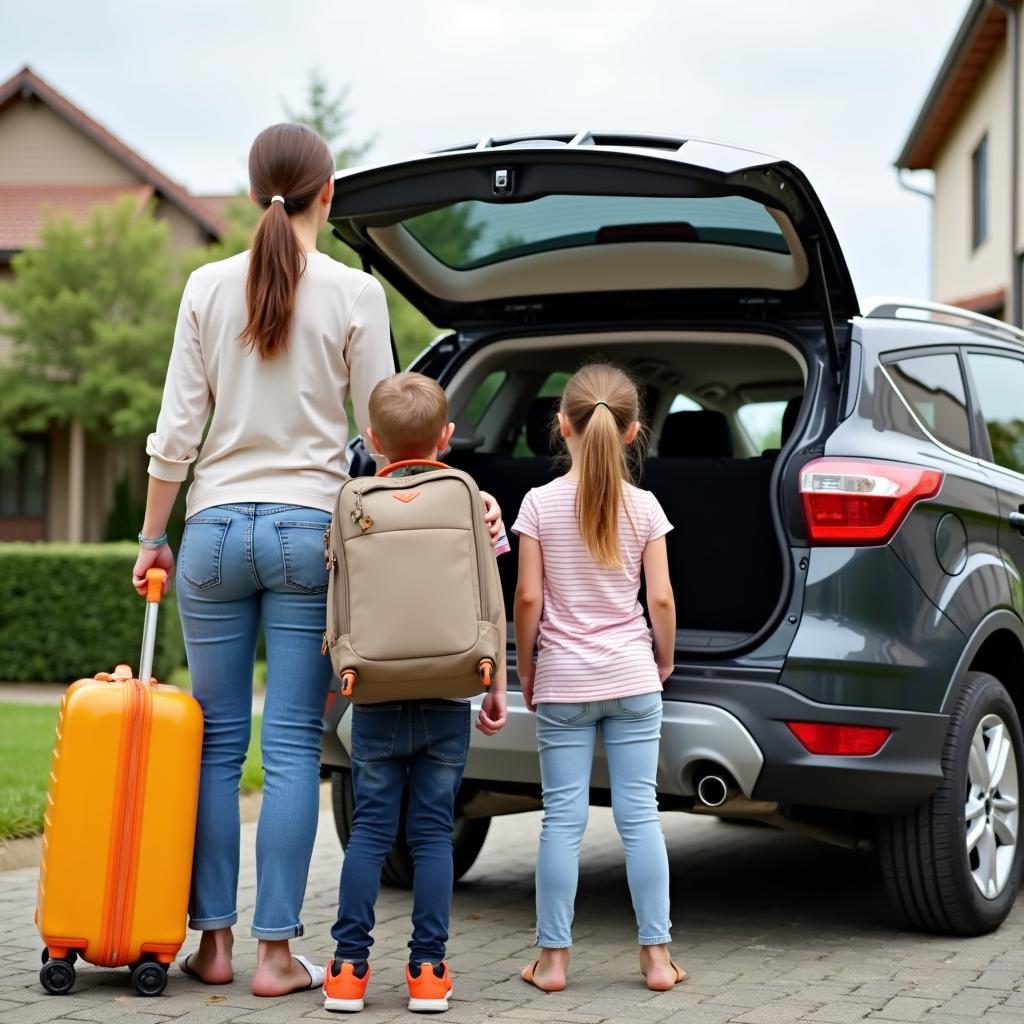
323 372 509 1014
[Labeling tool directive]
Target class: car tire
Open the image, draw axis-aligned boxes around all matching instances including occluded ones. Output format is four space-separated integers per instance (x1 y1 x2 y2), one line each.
330 768 491 889
877 670 1024 935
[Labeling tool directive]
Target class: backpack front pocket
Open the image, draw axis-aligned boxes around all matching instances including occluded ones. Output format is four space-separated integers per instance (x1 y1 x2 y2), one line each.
345 526 480 662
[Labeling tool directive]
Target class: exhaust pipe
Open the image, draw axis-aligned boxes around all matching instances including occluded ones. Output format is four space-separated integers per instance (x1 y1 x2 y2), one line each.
694 766 738 808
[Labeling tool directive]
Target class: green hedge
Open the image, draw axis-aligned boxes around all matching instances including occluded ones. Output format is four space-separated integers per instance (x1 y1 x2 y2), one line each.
0 544 185 682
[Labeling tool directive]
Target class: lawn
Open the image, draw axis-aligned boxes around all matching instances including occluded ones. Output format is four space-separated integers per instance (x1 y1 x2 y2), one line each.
0 702 263 842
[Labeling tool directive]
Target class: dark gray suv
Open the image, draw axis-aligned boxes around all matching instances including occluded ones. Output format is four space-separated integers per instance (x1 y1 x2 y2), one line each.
321 132 1024 936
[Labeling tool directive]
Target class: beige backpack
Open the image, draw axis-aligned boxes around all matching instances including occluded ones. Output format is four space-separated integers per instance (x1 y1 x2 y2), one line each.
324 460 505 704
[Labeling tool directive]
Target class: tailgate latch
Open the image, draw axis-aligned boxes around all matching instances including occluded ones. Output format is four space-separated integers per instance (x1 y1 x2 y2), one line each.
493 168 515 196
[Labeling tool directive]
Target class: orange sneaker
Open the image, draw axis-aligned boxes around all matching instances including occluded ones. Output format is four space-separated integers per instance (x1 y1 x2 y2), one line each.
322 959 371 1013
406 961 452 1013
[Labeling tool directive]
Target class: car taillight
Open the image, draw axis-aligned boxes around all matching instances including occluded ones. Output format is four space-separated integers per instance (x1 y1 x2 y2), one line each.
786 721 892 756
799 458 943 545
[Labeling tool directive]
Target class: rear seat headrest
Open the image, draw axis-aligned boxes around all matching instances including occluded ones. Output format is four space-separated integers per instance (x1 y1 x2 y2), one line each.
780 396 802 446
525 396 562 457
658 410 733 458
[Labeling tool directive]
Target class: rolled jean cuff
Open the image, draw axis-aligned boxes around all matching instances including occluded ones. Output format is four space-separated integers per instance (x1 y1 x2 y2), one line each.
536 936 572 949
189 912 237 931
638 933 672 946
252 922 305 941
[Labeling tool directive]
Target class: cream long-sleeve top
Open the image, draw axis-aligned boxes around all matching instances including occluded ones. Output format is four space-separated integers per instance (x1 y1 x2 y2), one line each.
146 250 394 519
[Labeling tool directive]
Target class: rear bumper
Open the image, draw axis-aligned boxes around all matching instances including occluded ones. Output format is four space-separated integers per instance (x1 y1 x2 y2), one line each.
665 677 949 814
322 679 949 816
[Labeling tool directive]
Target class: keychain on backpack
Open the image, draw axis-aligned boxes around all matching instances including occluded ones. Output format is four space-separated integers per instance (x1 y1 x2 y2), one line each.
350 492 374 532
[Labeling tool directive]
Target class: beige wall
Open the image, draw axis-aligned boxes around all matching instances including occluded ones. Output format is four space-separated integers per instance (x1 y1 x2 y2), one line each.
932 42 1011 306
154 197 210 251
0 98 137 185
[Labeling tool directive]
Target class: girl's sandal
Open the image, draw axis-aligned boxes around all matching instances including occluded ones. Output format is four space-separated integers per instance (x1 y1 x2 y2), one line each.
641 961 687 990
521 960 567 993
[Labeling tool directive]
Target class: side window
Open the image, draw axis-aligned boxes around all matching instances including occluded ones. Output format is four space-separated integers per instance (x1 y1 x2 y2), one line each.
513 371 572 456
463 370 507 425
888 353 972 454
0 437 47 518
668 394 701 413
737 400 788 454
967 352 1024 474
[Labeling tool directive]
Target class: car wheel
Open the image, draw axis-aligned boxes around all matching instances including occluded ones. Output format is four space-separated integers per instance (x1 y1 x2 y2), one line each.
330 768 491 889
877 670 1024 935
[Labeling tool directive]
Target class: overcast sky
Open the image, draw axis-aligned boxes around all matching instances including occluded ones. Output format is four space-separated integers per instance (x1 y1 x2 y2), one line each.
5 0 971 304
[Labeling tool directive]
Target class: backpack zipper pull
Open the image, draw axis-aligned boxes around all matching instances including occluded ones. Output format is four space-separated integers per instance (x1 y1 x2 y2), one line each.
350 491 373 531
323 523 337 569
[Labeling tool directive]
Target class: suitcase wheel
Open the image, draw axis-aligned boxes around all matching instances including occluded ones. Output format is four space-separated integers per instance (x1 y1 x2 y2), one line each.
40 957 76 995
132 960 168 997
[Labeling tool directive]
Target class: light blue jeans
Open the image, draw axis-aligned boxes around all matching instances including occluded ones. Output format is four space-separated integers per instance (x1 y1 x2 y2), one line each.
176 502 334 940
534 694 672 948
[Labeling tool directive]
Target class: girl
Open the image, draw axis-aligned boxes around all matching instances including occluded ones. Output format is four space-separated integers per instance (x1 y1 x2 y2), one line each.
512 363 684 993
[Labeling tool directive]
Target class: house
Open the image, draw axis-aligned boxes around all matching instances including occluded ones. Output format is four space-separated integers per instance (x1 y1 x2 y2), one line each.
897 0 1024 323
0 66 231 542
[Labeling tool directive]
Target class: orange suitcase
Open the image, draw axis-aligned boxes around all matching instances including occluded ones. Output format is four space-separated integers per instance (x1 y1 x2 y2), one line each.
36 569 203 997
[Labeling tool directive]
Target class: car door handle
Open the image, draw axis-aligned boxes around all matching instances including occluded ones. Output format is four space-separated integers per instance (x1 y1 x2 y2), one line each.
1009 512 1024 534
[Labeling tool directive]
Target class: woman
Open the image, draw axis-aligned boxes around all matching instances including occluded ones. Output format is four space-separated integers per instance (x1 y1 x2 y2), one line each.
133 123 499 996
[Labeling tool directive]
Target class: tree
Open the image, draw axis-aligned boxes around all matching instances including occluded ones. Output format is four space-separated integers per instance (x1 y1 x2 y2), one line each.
281 71 444 366
0 197 179 462
283 70 375 170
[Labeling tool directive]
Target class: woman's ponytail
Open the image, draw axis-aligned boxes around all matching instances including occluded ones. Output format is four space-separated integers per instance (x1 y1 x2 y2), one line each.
240 123 335 360
560 364 644 569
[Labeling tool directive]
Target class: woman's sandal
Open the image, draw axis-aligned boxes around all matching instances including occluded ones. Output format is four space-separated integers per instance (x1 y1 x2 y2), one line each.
641 960 687 989
521 960 567 993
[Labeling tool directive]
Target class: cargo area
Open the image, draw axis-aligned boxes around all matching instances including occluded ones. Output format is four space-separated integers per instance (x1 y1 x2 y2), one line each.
442 331 807 651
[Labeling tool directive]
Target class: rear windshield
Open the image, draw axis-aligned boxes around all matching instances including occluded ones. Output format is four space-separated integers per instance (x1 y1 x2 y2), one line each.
401 194 789 270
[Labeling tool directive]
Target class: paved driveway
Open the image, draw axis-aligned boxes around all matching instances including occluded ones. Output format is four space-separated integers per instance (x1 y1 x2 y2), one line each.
2 806 1024 1023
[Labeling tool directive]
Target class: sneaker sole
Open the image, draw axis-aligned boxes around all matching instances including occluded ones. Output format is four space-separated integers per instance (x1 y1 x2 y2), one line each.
323 996 365 1012
407 992 451 1013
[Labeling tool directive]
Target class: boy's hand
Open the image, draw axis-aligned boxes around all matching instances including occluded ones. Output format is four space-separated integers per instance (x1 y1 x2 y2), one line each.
479 490 503 541
475 689 507 735
658 663 673 683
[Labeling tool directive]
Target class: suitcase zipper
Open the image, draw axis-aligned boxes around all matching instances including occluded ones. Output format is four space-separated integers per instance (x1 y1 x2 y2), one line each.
99 679 153 966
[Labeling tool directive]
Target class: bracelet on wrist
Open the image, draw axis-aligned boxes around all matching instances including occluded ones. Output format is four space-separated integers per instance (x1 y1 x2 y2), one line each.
138 531 168 549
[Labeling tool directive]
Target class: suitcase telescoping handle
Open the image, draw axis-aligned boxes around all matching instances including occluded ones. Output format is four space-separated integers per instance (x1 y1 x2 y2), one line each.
138 568 166 684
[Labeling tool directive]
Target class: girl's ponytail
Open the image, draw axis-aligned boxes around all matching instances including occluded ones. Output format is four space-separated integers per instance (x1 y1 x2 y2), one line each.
241 123 335 360
560 364 644 569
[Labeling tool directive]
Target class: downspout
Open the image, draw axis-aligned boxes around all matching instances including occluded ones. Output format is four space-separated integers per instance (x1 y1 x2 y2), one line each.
896 169 934 299
993 0 1021 326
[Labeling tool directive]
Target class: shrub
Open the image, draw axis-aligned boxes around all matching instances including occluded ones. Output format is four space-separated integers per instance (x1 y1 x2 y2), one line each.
0 543 185 682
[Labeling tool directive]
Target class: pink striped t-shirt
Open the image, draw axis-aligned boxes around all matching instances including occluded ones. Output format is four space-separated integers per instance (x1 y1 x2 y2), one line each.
511 476 673 704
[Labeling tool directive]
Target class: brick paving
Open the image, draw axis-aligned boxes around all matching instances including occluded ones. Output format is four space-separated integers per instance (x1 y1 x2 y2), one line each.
2 807 1024 1022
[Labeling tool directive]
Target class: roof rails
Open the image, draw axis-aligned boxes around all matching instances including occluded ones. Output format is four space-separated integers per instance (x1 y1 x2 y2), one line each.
862 296 1024 347
434 131 688 155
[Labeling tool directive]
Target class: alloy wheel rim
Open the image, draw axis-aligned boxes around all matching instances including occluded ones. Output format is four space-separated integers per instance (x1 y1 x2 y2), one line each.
965 713 1020 899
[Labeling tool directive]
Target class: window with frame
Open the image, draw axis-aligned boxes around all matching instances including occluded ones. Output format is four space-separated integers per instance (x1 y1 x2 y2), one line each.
972 134 989 250
463 370 507 425
737 400 789 454
887 353 972 454
966 352 1024 474
0 437 48 518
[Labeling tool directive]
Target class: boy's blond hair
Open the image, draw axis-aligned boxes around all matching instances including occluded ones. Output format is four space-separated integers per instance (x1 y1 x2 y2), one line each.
368 372 448 460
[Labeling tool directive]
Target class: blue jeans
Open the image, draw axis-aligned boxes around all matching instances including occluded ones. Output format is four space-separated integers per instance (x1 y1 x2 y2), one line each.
331 700 470 965
177 502 333 940
534 694 672 948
